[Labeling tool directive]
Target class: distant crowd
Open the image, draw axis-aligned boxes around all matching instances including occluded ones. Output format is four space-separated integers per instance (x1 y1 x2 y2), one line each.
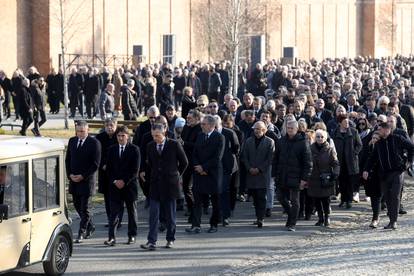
3 55 414 248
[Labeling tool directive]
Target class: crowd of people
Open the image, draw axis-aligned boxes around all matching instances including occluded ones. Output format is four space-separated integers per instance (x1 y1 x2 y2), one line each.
5 55 414 249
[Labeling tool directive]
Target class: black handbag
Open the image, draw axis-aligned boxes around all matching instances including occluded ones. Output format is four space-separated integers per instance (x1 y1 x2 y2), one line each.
320 172 334 188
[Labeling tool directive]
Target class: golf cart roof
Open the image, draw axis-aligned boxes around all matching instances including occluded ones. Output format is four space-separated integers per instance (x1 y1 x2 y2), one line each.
0 136 65 160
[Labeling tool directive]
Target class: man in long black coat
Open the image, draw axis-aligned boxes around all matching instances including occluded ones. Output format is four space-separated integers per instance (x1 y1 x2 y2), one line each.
273 120 312 232
95 118 123 226
157 74 174 115
104 126 140 246
214 115 239 226
65 121 101 242
186 115 225 234
140 124 188 250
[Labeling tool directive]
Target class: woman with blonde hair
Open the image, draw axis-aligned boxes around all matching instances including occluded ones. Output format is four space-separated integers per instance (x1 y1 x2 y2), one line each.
308 129 340 227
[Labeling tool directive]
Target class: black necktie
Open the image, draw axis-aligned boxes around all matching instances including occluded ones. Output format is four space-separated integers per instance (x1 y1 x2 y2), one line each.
205 134 209 141
77 139 83 149
120 146 124 158
157 144 163 155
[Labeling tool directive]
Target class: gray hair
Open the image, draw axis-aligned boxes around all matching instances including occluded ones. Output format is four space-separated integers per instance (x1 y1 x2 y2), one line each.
213 115 222 128
147 105 160 116
151 123 166 133
104 118 117 125
76 120 89 128
286 120 299 129
203 114 217 126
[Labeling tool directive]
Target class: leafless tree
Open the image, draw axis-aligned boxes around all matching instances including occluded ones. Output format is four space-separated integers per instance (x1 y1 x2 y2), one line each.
196 0 266 96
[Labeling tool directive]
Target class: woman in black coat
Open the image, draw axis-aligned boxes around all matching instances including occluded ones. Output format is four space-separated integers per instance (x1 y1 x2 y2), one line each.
308 129 340 227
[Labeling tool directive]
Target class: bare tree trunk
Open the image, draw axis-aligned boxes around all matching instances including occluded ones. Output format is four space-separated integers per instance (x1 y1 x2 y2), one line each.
60 0 69 129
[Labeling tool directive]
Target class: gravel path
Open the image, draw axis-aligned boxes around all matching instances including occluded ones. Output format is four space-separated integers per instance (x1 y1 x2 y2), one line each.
221 179 414 276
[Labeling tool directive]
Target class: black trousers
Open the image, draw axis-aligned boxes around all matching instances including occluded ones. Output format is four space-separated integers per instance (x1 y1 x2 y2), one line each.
20 112 33 135
72 194 93 234
278 187 300 226
182 168 194 211
371 195 382 221
12 95 20 119
249 188 266 221
380 171 404 223
3 91 11 117
314 197 331 218
193 192 220 228
70 93 84 117
49 92 60 113
103 192 124 224
299 188 314 217
338 173 355 203
230 170 239 211
109 199 138 239
33 109 47 131
85 97 97 118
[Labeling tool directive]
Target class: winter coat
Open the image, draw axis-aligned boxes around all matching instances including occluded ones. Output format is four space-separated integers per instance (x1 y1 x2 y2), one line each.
332 127 362 175
308 142 340 198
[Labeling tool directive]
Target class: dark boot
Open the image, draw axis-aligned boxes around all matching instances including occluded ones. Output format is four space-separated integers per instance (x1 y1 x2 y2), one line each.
315 212 324 226
324 214 331 227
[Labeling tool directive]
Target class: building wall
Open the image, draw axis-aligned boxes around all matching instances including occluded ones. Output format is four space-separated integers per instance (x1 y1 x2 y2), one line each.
266 0 358 61
3 0 414 76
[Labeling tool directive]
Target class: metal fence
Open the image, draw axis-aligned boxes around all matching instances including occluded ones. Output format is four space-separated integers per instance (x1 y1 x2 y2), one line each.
59 54 146 70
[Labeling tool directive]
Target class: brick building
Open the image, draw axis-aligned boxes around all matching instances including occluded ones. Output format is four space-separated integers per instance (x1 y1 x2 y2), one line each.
1 0 414 76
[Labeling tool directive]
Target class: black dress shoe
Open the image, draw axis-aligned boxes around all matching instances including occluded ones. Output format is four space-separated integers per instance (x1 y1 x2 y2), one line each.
127 236 136 244
265 208 272 217
399 209 407 215
140 242 156 251
75 233 84 243
384 222 397 230
207 226 218 233
104 239 116 246
257 220 263 228
222 218 230 227
85 225 95 239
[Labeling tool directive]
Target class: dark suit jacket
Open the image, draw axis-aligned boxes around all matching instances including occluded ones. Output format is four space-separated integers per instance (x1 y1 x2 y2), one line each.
146 139 188 200
157 84 174 115
316 109 333 125
192 131 225 194
65 136 101 196
220 128 240 175
106 143 141 202
95 131 118 194
132 119 151 148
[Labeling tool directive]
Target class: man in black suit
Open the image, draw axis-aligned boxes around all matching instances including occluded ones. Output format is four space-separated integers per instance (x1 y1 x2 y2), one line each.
214 115 239 226
104 126 140 246
65 121 101 243
140 124 188 250
95 118 124 227
186 115 225 234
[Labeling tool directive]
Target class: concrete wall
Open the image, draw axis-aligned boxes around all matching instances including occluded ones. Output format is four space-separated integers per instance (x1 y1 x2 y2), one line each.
266 0 358 61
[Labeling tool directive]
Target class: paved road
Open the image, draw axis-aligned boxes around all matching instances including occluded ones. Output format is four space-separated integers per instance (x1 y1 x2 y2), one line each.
10 192 375 276
223 179 414 276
